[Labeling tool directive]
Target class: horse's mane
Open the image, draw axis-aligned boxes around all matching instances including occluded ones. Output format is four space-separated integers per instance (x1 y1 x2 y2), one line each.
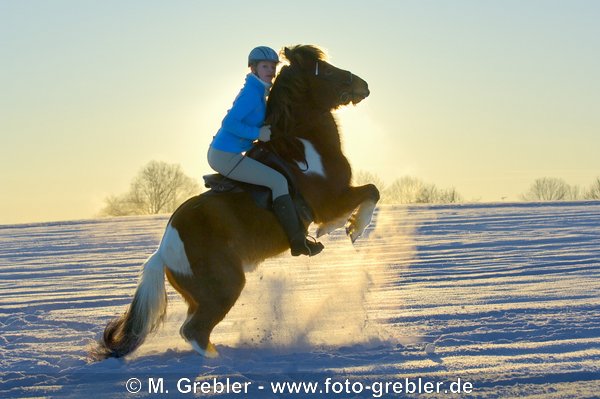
266 45 327 136
284 44 327 64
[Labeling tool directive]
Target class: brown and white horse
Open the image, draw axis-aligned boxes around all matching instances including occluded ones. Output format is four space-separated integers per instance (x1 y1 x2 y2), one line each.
91 45 380 360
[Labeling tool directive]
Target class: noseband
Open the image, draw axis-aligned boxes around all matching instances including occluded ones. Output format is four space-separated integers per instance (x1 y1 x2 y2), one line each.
315 61 354 103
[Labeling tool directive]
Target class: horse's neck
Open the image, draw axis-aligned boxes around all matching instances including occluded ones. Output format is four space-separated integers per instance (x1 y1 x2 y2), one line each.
269 110 342 170
291 108 341 148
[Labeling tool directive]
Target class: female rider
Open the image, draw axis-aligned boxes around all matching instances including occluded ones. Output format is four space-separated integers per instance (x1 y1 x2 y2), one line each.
207 46 323 257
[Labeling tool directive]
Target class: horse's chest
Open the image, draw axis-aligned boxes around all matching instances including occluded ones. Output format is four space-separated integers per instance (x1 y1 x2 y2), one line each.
296 139 326 177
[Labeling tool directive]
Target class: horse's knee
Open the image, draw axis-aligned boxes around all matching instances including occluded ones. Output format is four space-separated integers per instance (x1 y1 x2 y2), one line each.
366 183 380 202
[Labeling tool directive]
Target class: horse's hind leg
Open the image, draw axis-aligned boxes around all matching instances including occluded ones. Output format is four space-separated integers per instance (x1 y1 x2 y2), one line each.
165 269 198 335
168 252 245 357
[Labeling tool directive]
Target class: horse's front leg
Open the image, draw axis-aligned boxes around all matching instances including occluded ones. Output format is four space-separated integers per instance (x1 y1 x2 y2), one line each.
346 189 379 243
317 183 380 242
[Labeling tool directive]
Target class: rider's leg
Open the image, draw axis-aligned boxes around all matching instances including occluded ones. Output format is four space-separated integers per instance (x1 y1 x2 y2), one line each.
271 194 324 257
207 148 323 256
208 148 289 198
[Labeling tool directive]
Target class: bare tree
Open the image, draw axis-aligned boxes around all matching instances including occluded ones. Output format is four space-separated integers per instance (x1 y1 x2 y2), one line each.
352 170 388 204
568 185 582 201
101 161 200 216
416 183 439 203
585 177 600 200
383 176 424 204
101 194 139 216
382 176 463 204
352 170 386 192
521 177 572 201
437 187 463 203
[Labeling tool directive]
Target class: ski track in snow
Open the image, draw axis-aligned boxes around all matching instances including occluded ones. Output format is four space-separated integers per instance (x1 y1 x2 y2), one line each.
1 202 599 398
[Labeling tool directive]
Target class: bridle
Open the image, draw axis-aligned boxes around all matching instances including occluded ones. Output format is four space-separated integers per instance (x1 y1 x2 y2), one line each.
268 60 357 173
314 61 354 104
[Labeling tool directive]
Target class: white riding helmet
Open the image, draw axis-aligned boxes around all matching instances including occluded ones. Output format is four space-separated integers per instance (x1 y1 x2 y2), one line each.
248 46 279 66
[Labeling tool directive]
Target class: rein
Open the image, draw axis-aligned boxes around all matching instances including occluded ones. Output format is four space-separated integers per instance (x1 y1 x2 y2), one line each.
268 136 309 173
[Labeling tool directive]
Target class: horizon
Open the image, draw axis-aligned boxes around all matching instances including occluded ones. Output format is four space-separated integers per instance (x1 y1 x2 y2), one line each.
4 196 600 228
2 1 599 224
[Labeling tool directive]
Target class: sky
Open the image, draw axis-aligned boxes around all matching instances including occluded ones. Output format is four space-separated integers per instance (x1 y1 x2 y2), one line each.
1 0 599 224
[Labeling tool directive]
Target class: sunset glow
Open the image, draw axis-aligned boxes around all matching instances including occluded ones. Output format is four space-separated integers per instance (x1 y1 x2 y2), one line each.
1 1 599 224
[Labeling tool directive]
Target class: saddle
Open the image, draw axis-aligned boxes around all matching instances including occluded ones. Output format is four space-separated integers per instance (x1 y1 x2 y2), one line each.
203 143 314 226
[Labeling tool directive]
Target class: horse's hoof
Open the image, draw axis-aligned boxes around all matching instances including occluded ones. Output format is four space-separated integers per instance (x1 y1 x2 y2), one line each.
190 340 219 358
346 200 377 243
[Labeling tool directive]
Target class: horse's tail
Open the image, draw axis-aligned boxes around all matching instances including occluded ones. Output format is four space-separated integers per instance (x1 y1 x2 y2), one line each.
90 250 167 360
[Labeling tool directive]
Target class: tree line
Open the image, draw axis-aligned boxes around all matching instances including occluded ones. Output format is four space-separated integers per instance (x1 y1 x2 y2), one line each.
520 177 600 201
99 162 600 217
352 171 463 204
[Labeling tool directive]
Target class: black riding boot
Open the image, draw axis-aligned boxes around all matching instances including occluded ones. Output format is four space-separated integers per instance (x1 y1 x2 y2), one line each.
272 194 324 257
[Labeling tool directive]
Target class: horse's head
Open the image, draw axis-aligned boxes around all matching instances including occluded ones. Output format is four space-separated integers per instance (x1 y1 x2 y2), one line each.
266 45 369 157
282 45 370 110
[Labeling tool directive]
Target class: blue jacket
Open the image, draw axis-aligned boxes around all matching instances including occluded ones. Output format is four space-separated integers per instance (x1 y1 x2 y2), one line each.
210 73 268 153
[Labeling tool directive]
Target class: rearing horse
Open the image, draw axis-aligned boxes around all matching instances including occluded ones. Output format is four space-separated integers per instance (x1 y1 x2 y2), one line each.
92 45 380 360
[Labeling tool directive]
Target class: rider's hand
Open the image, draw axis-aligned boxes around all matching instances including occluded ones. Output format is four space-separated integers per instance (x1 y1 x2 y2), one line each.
258 125 271 142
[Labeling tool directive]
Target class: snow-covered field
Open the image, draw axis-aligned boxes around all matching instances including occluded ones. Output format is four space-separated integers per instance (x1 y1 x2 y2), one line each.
1 202 599 398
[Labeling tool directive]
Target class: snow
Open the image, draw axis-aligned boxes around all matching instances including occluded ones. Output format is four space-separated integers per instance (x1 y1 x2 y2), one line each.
1 202 599 398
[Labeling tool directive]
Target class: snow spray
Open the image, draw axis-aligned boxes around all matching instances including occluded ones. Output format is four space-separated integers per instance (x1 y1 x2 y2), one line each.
221 205 418 350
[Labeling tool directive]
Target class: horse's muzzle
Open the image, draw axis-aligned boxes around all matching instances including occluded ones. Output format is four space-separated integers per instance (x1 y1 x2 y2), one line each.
350 74 369 103
355 86 370 99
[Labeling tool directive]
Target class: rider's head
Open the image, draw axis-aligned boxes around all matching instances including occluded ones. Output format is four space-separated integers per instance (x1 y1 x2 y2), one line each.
248 46 279 84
